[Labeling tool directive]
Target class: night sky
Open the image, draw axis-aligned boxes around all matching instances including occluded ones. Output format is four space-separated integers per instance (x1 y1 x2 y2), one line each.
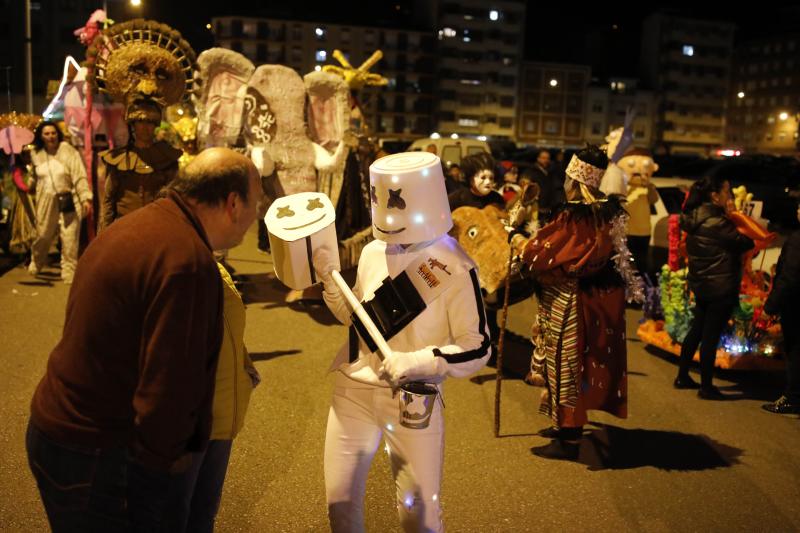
108 1 800 80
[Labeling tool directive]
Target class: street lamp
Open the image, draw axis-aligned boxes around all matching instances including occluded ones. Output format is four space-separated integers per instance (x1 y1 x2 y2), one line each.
130 0 141 6
737 91 745 99
549 79 558 88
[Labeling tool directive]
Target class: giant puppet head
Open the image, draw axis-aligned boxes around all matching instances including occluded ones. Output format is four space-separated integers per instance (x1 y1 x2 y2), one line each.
368 151 452 244
618 148 659 188
87 19 196 125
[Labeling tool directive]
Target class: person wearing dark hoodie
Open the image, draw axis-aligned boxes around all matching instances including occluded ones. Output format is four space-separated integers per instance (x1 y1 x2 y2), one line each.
675 175 754 399
761 200 800 414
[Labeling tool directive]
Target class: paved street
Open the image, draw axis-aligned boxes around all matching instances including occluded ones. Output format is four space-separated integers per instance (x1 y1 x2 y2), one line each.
1 225 799 532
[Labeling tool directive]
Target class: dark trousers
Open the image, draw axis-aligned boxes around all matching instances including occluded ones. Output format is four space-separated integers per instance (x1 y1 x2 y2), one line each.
781 313 800 402
25 421 172 533
627 235 650 277
164 439 233 533
678 297 736 388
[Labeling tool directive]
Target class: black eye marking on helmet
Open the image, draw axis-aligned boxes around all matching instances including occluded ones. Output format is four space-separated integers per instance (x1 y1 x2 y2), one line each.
370 185 378 205
387 189 406 210
276 205 295 218
307 197 324 211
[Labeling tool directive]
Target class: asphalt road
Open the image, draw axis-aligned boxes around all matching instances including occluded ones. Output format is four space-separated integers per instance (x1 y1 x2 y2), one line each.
1 225 798 532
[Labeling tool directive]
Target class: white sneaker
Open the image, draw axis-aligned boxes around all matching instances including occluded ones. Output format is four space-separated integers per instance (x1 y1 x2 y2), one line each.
27 262 39 276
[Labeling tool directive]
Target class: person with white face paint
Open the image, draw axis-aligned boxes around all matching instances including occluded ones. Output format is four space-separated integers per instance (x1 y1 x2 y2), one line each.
315 151 491 532
447 151 505 211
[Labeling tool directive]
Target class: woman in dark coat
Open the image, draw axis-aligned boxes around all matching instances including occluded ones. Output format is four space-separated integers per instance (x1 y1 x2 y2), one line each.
675 175 754 399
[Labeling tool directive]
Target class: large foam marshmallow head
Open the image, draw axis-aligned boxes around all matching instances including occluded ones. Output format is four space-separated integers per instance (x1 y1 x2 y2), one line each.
369 151 452 244
265 192 339 290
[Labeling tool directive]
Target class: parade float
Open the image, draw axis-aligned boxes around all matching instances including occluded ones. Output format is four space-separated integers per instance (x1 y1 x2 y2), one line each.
636 186 784 370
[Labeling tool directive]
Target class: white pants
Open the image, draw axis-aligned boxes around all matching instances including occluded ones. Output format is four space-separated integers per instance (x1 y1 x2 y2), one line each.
30 191 80 282
325 372 444 533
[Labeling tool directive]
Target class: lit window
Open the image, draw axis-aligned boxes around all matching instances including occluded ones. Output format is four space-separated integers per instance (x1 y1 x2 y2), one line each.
489 10 499 21
683 45 694 57
316 49 327 62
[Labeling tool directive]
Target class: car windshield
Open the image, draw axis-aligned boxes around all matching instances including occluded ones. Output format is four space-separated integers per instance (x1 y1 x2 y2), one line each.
652 187 686 215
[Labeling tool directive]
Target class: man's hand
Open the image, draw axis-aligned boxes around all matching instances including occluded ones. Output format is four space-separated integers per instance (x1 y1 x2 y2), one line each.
380 348 439 385
82 200 93 219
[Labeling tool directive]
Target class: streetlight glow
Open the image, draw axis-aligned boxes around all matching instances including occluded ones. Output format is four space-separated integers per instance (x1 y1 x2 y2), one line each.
737 91 745 99
549 79 558 87
779 112 789 121
130 0 141 6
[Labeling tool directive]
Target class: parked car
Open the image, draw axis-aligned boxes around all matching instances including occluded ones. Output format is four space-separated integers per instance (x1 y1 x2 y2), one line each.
706 156 800 231
648 176 781 277
654 154 800 231
407 137 490 166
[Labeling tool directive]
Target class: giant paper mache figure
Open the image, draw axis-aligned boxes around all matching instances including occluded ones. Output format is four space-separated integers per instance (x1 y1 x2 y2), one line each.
86 19 197 230
314 151 491 532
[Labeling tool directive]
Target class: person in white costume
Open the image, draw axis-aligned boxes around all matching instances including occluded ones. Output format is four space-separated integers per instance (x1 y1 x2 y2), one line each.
28 121 92 284
316 151 491 532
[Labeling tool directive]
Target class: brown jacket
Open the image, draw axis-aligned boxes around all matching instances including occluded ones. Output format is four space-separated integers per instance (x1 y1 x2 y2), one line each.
30 191 223 471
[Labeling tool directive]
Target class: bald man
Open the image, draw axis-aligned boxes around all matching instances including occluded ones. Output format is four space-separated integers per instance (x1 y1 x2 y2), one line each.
27 148 263 532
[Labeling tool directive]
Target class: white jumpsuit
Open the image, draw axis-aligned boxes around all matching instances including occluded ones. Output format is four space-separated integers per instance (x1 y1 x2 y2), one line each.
29 143 92 283
322 235 491 533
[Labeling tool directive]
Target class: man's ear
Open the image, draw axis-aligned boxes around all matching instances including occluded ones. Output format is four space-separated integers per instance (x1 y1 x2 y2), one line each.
225 191 238 216
652 162 659 174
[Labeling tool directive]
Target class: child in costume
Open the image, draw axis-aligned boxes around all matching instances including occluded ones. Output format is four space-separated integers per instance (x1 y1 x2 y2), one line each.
316 151 491 532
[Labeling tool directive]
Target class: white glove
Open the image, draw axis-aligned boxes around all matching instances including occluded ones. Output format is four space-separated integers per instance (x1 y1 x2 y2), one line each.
312 246 339 286
380 348 441 385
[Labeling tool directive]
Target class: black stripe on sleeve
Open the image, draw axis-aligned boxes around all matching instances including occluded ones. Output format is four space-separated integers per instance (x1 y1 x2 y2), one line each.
306 236 316 284
432 268 491 364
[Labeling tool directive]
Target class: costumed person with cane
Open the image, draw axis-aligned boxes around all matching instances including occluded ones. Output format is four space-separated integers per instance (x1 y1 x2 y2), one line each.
313 152 491 532
86 19 196 231
510 145 642 460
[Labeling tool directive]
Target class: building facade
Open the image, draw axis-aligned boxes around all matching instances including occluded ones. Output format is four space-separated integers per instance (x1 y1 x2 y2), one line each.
584 77 656 149
434 0 526 140
726 34 800 155
212 16 437 139
516 62 590 148
640 13 735 155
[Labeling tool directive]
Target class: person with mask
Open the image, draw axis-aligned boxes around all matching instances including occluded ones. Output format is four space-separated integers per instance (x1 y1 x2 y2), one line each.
316 151 491 532
447 151 504 211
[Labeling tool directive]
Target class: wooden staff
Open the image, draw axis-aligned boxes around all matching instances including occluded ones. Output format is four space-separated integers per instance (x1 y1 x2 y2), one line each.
494 242 516 438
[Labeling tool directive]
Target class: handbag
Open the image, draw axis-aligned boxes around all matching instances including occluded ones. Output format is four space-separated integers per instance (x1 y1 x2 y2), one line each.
56 191 76 213
45 153 76 213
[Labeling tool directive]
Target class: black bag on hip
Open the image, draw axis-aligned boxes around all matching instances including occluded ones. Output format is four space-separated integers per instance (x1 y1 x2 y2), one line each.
56 192 75 213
